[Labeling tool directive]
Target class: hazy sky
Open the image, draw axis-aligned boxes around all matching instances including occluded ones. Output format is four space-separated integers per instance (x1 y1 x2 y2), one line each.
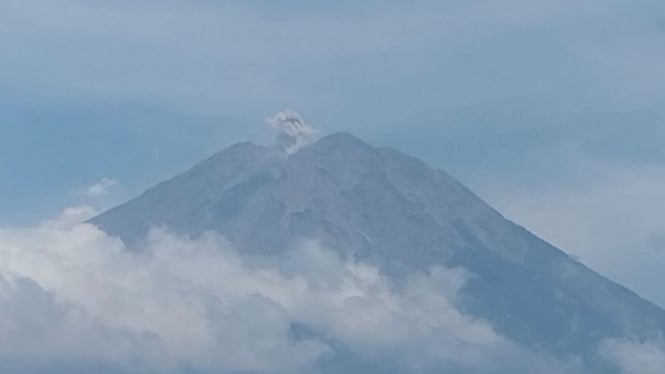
2 0 665 306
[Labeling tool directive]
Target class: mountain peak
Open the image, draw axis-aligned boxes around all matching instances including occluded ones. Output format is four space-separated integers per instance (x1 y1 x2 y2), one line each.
300 131 380 163
317 131 366 145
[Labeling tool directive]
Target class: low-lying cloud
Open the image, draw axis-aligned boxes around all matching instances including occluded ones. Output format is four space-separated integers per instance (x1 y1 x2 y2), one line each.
0 206 652 373
600 338 665 374
0 206 515 373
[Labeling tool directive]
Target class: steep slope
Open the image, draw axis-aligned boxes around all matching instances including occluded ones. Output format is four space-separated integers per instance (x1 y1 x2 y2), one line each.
91 132 665 370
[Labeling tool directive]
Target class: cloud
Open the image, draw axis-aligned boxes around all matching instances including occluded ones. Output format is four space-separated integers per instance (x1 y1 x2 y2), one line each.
0 276 165 374
600 338 665 374
0 206 573 373
82 178 118 199
267 110 317 154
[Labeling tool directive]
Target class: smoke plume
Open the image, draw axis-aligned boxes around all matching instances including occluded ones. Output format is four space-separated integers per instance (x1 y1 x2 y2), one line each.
267 110 317 154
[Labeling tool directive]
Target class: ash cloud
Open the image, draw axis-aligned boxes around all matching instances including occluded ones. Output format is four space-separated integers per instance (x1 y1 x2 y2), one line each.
267 110 317 154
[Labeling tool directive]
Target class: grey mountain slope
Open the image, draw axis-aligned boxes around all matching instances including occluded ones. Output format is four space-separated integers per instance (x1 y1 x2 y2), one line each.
91 132 665 371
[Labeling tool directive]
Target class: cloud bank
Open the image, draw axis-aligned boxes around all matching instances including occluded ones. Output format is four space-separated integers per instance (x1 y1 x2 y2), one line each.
3 169 663 374
0 206 581 373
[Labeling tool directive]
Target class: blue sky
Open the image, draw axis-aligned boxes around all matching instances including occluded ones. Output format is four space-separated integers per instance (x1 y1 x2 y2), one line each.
2 0 665 305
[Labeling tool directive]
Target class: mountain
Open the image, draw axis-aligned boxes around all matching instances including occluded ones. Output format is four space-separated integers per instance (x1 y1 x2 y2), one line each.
91 132 665 372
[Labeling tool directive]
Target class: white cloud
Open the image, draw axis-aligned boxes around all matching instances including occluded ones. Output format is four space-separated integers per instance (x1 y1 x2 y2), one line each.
0 206 570 373
82 178 118 199
600 338 665 374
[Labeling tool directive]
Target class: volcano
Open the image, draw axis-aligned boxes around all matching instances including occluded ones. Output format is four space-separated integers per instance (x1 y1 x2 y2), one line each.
91 131 665 372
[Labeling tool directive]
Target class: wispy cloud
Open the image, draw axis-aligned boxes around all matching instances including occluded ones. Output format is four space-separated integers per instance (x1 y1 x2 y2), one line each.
81 178 118 199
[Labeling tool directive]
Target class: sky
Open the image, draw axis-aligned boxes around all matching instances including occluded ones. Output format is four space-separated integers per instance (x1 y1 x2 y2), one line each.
1 0 665 317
